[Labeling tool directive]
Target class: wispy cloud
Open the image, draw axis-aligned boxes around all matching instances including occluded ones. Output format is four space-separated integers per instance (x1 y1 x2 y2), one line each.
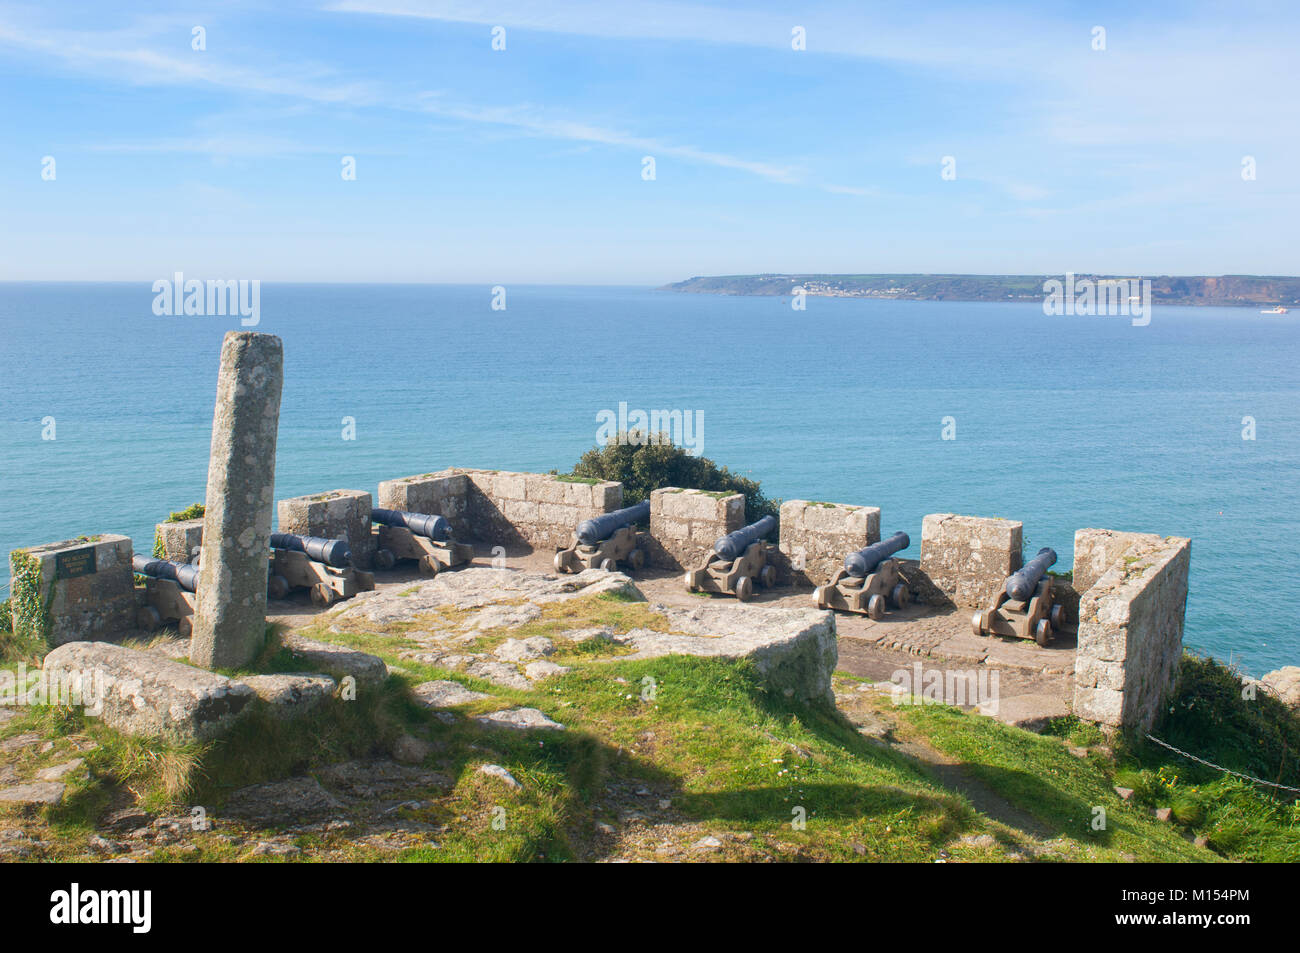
0 11 874 195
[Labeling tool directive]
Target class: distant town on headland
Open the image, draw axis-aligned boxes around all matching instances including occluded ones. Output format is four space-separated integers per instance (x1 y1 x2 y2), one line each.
662 274 1300 307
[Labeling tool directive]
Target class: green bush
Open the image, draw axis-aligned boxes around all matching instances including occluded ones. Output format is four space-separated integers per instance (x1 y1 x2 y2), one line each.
1152 653 1300 789
0 597 10 634
567 430 779 525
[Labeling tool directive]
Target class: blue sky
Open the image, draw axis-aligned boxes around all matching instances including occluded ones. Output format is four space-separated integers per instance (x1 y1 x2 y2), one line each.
0 0 1296 283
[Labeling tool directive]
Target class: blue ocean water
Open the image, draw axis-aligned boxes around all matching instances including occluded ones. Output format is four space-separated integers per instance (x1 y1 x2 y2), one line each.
1 283 1296 674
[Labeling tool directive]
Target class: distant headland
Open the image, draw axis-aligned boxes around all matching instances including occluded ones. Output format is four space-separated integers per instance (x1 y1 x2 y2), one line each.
661 273 1300 307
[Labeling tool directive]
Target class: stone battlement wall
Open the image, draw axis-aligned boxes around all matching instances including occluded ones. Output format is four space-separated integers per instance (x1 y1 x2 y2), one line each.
9 468 1195 733
278 489 377 569
1073 530 1191 730
919 514 1023 608
8 535 136 647
777 500 881 587
378 469 622 551
648 487 746 570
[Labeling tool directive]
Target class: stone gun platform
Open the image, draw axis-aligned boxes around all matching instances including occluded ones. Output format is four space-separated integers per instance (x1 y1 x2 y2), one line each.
266 545 1078 728
323 564 838 705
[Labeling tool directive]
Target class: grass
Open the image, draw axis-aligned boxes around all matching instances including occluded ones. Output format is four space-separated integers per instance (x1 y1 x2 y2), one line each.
898 654 1300 863
0 594 1290 863
900 703 1207 861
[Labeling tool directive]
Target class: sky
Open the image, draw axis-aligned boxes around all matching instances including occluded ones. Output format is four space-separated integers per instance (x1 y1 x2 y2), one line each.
0 0 1296 284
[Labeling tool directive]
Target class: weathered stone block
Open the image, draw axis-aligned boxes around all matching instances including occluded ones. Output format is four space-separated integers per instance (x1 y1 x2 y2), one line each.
282 633 388 689
42 641 255 741
9 535 135 647
376 471 470 538
156 519 204 564
502 499 539 525
591 482 622 511
537 503 575 527
494 472 528 500
1073 534 1191 729
648 488 746 570
1072 528 1163 595
621 602 839 705
529 478 569 505
920 514 1023 607
778 500 881 587
277 489 376 570
240 674 337 719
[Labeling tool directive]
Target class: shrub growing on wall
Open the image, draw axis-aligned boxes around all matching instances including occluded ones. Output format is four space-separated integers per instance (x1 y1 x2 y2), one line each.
4 549 50 661
568 430 779 525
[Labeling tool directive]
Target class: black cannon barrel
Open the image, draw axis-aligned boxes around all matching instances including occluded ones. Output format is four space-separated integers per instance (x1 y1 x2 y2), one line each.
844 531 911 578
576 500 651 545
371 508 451 542
1005 547 1058 601
713 515 778 560
132 554 200 592
270 532 352 568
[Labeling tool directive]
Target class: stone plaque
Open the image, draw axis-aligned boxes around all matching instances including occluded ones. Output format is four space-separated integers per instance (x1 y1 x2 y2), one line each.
55 546 96 580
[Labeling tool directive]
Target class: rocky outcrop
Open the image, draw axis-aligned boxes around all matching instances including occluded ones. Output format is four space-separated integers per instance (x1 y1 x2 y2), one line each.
473 707 565 731
331 566 641 630
412 680 488 708
1260 666 1300 708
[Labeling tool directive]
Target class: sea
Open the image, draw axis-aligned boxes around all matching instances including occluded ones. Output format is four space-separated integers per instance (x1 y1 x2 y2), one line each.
1 282 1296 674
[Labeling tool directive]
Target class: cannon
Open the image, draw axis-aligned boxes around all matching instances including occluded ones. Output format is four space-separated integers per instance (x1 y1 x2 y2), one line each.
684 515 778 601
813 531 912 619
972 547 1065 645
132 555 198 636
267 532 374 607
554 501 651 574
371 508 473 576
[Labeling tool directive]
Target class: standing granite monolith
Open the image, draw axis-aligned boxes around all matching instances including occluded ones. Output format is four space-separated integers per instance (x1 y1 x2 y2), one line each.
189 332 284 670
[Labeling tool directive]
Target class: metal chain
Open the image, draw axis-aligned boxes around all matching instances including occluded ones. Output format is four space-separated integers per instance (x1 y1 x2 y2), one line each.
1144 733 1300 795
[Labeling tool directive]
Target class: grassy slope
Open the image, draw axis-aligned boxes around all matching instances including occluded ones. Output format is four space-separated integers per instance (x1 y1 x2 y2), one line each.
0 594 1291 862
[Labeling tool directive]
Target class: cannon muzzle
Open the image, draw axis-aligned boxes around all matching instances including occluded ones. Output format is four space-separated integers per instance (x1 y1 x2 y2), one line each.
371 508 451 542
844 531 911 578
713 515 777 560
1005 547 1058 601
575 500 651 545
133 554 200 592
270 532 352 568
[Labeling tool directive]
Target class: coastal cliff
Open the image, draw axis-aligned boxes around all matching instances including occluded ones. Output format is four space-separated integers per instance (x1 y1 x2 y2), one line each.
662 273 1300 307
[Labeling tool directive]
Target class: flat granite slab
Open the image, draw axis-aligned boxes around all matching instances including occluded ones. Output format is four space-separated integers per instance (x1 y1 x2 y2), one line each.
330 566 640 630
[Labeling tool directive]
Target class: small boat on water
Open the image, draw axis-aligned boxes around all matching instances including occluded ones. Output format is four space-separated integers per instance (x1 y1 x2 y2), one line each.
1260 306 1289 314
